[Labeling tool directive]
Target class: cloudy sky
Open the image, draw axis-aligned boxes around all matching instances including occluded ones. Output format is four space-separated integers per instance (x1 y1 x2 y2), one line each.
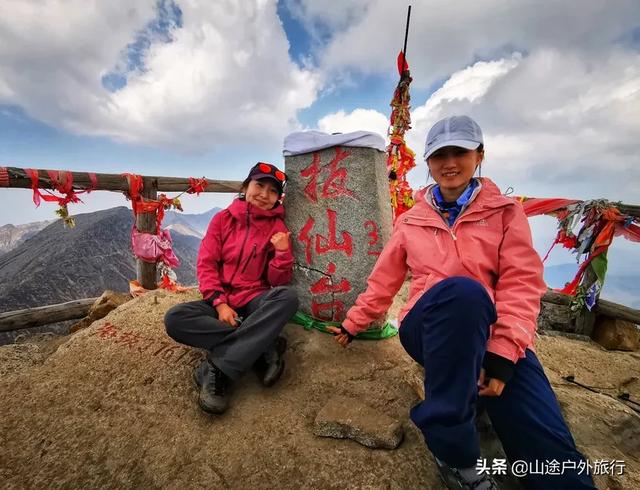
1 0 639 286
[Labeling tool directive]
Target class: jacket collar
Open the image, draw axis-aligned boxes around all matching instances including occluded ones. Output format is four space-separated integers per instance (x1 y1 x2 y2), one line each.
432 178 479 209
228 197 285 220
413 178 514 219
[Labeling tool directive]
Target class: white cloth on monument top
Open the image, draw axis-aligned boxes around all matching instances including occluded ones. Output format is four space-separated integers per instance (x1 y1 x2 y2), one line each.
283 130 386 156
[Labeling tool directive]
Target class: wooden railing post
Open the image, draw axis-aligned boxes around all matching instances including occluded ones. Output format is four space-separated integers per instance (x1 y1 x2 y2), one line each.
136 177 158 290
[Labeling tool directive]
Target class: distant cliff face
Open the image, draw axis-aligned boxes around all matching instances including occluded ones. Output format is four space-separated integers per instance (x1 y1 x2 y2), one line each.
164 207 221 235
0 220 51 256
0 207 207 313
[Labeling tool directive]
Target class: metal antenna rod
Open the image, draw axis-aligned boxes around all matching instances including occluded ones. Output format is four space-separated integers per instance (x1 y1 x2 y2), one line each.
402 5 412 69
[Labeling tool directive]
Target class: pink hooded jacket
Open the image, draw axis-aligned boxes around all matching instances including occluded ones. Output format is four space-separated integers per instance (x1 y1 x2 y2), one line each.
342 178 547 363
197 198 294 310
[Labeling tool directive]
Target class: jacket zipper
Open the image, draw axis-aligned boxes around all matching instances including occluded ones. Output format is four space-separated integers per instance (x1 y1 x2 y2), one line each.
228 207 251 284
240 243 257 275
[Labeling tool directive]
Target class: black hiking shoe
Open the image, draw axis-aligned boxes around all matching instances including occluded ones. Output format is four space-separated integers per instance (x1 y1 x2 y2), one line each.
254 336 287 387
435 459 499 490
198 359 230 414
193 359 208 389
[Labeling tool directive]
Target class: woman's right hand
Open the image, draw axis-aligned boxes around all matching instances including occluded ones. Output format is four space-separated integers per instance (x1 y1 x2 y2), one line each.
327 325 354 348
215 303 239 327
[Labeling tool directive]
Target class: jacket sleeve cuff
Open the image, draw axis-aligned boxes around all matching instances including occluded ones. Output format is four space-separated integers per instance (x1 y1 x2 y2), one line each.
486 338 522 363
339 325 355 342
205 291 227 307
341 319 360 336
272 248 294 264
483 351 516 384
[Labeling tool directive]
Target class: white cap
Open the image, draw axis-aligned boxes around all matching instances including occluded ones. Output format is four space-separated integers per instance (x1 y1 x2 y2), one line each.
423 115 483 160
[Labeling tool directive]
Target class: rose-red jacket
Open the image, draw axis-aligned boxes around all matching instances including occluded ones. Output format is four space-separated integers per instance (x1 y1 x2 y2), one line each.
197 198 294 309
342 178 547 363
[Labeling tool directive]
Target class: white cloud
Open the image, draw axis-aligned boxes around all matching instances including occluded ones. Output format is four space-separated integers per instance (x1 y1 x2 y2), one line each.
317 108 387 137
409 55 522 151
282 0 374 44
403 48 640 203
0 0 320 151
317 0 640 89
316 46 640 206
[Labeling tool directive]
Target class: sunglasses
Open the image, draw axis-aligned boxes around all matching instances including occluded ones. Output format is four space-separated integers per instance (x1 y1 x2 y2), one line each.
256 162 287 183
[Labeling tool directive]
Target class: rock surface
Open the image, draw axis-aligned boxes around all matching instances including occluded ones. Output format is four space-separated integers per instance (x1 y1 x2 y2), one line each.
1 291 639 489
70 290 133 333
592 317 640 351
537 300 576 332
314 395 403 449
0 290 437 489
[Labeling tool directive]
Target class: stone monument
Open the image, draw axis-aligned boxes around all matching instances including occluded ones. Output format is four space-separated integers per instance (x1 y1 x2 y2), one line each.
283 131 392 326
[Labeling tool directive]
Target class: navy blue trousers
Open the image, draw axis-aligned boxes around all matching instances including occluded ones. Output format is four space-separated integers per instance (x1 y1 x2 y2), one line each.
399 276 595 489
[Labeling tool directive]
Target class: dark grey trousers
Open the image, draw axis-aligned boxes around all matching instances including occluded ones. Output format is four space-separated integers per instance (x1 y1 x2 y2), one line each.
164 286 299 380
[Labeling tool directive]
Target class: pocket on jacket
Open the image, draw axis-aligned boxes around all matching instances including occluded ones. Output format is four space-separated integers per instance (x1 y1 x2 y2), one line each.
240 243 267 281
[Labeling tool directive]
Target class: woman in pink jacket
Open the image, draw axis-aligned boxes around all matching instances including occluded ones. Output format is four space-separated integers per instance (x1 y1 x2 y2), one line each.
165 162 298 415
330 116 595 490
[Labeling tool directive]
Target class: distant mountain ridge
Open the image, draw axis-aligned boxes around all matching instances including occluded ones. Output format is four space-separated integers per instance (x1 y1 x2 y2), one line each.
2 208 636 312
0 220 51 255
0 206 221 313
164 207 221 235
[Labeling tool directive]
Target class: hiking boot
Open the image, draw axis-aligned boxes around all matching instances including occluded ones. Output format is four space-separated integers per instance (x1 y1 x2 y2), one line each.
435 458 499 490
193 359 208 389
198 359 230 414
254 336 287 387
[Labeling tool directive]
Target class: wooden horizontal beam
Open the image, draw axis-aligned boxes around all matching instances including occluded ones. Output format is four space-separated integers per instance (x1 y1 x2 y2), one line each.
618 204 640 218
3 167 242 193
0 298 97 332
542 290 640 325
595 298 640 325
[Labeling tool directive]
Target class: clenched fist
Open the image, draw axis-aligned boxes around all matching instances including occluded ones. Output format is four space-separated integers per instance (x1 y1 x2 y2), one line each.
270 231 291 251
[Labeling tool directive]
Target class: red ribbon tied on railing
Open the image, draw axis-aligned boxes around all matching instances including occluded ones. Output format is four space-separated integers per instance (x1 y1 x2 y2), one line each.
0 167 9 187
25 169 97 206
187 177 208 195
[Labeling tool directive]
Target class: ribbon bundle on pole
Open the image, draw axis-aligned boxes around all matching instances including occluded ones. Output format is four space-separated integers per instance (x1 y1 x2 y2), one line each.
386 6 416 221
517 196 640 309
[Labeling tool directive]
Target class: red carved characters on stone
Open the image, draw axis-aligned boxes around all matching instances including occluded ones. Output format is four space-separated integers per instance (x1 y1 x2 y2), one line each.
300 147 355 203
364 220 382 256
298 209 353 265
309 262 352 322
300 152 321 203
92 322 121 339
312 298 346 322
115 330 145 349
309 262 352 294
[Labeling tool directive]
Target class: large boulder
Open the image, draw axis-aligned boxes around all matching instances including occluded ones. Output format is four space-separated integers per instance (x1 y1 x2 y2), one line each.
592 317 640 351
0 290 437 489
1 292 638 489
70 290 132 333
537 300 575 332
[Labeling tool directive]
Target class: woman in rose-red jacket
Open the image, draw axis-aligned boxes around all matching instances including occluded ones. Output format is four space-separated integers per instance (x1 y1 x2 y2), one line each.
165 162 298 415
330 116 595 490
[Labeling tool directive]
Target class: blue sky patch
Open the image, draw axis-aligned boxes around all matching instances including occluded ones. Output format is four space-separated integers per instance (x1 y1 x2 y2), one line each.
101 0 183 92
276 1 315 66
